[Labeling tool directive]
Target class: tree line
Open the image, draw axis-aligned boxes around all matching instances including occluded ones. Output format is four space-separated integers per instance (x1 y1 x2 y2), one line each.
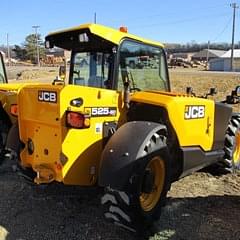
165 41 240 54
0 35 239 64
0 33 45 64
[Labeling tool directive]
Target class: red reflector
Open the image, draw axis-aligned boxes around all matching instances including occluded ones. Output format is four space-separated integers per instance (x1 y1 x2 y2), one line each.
10 104 18 116
66 111 90 129
55 162 62 170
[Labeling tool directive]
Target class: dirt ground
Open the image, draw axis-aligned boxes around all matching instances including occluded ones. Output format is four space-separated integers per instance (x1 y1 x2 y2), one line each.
0 67 240 240
0 158 239 240
6 66 58 82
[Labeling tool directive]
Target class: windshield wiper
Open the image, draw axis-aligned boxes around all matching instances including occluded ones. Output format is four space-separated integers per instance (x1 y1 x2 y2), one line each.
128 70 141 92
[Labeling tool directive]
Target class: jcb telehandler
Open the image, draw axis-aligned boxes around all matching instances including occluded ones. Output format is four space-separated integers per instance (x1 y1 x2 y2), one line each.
2 24 240 231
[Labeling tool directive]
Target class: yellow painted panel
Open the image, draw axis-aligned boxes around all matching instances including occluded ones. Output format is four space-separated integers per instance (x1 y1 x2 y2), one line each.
60 85 121 185
18 84 122 185
0 83 26 91
131 91 215 151
18 85 63 182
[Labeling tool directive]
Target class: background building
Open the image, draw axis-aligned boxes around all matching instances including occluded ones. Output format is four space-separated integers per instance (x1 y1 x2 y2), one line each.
209 49 240 72
192 49 226 61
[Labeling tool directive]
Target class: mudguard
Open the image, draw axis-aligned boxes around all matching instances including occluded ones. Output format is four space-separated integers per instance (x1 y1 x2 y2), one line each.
98 121 167 190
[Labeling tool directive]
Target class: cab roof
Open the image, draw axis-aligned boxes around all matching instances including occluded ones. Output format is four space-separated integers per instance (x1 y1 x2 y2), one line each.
46 23 164 48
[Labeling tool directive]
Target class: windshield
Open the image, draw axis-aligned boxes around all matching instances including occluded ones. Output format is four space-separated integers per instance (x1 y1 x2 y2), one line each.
118 40 169 91
71 52 112 88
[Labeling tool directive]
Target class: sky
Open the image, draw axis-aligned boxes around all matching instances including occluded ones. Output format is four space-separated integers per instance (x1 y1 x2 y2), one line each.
0 0 239 46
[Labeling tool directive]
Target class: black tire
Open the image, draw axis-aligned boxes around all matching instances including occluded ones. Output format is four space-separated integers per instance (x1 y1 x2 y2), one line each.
101 132 171 232
4 122 36 182
218 114 240 173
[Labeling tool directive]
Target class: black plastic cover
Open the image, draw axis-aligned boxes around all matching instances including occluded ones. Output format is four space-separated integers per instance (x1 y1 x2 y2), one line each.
98 121 166 190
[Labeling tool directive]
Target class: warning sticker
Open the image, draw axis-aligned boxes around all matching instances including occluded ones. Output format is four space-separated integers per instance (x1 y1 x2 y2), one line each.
95 123 103 134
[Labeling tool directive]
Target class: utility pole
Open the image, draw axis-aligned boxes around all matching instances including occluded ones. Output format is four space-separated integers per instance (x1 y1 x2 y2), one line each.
32 25 40 67
230 3 238 71
94 12 97 23
206 40 210 69
6 33 11 66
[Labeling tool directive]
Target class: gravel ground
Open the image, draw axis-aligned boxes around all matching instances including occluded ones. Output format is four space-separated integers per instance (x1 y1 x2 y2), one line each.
0 158 239 240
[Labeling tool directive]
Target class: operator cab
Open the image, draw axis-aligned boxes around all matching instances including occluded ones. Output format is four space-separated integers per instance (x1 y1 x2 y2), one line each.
0 52 8 84
45 23 170 92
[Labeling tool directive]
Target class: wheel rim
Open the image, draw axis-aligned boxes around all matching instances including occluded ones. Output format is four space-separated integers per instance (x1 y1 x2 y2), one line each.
139 156 165 212
233 131 240 165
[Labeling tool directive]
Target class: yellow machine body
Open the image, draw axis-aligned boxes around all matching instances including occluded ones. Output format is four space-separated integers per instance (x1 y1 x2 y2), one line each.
15 23 218 186
18 83 215 185
18 84 122 185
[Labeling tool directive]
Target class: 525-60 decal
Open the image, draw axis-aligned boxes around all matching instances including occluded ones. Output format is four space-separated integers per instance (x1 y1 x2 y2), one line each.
84 107 117 117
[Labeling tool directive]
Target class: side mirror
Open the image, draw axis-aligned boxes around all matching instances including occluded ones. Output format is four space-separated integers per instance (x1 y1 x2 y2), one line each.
204 87 217 98
52 76 65 85
209 87 217 96
186 87 193 95
224 85 240 104
59 65 66 81
52 65 66 85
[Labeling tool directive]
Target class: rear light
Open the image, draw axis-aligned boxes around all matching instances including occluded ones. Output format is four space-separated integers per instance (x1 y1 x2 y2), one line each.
10 104 18 116
66 111 90 129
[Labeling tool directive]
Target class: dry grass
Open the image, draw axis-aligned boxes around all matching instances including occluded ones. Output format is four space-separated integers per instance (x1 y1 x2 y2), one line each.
7 66 58 82
170 69 240 98
170 69 240 112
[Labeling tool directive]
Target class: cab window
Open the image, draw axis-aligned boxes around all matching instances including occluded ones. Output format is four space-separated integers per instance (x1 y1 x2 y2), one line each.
71 52 112 88
117 40 168 91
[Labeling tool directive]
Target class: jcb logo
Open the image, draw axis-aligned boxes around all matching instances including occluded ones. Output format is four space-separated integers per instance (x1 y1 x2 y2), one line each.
185 105 205 119
38 91 57 103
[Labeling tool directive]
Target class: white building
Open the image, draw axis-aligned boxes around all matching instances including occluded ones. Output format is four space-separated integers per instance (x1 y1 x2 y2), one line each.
192 49 226 61
209 49 240 72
